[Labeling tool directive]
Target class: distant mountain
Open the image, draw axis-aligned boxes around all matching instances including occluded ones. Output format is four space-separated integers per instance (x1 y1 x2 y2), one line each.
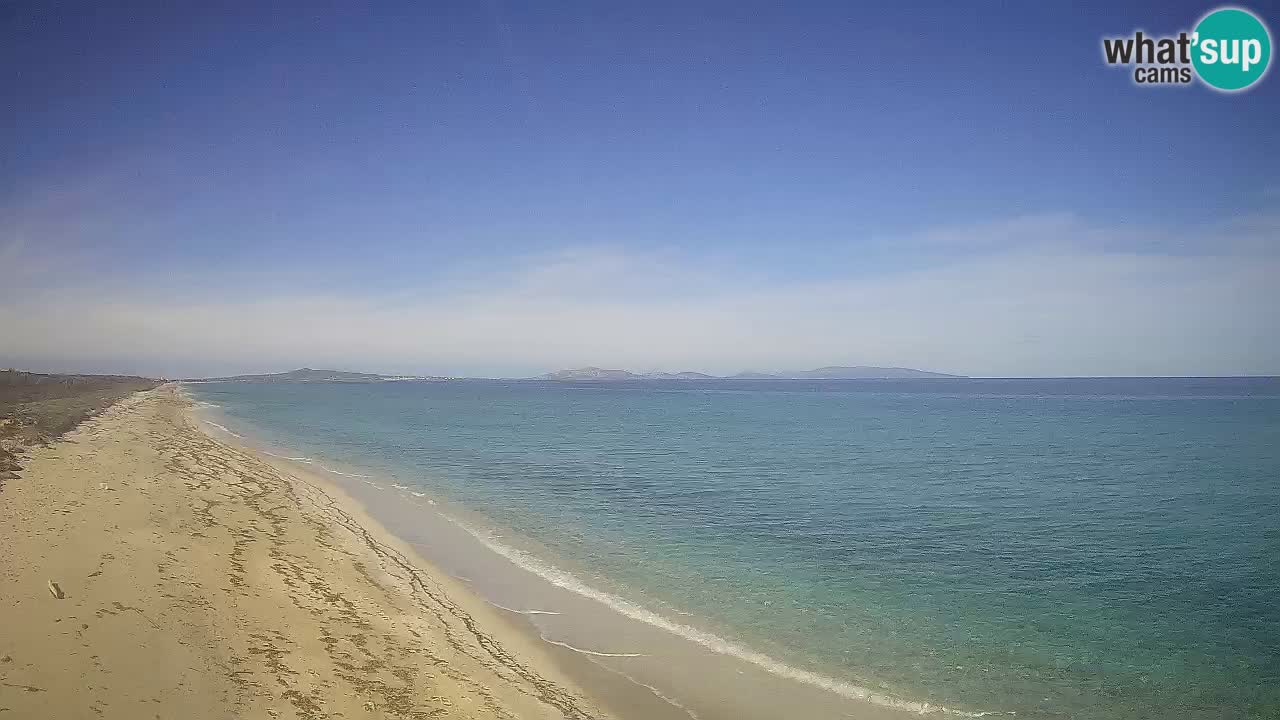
785 366 960 379
186 368 442 383
539 366 963 381
645 371 718 380
192 365 962 383
537 367 645 381
538 367 721 381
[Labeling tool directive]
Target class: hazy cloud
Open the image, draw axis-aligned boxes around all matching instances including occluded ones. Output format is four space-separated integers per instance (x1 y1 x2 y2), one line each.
3 208 1277 378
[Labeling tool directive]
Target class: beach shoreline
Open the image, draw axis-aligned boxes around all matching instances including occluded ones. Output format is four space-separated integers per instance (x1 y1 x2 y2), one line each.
0 381 1002 720
0 385 614 719
179 376 1280 720
182 386 947 720
184 389 703 720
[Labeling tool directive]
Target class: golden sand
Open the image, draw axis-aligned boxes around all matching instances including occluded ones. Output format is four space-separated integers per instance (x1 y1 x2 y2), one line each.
0 386 611 720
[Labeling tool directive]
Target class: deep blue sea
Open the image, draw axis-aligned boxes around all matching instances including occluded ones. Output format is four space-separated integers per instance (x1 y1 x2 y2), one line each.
187 378 1280 719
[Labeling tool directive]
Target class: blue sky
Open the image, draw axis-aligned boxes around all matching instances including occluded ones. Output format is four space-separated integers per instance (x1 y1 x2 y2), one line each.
3 1 1278 377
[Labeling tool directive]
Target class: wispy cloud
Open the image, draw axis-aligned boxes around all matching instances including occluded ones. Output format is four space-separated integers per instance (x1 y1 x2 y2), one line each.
2 206 1277 378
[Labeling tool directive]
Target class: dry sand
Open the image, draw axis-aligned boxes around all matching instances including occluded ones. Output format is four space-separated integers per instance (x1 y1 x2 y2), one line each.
0 385 611 720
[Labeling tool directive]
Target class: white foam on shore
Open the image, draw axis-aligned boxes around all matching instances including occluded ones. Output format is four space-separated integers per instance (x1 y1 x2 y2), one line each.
323 466 371 479
259 450 372 479
202 421 242 438
444 513 1003 717
587 657 702 720
261 450 315 463
485 600 562 616
539 636 646 658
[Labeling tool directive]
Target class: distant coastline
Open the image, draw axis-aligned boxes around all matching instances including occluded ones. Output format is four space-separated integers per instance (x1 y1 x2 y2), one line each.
180 365 965 384
537 365 965 381
173 366 1280 386
183 367 451 383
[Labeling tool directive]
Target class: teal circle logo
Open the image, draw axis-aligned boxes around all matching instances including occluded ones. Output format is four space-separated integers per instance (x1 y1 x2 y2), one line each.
1192 7 1272 91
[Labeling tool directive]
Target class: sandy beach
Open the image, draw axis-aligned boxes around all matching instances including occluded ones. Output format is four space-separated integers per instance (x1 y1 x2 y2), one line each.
0 385 611 720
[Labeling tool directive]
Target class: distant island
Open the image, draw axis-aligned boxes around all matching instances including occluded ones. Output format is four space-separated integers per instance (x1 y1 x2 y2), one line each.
183 365 963 384
537 366 964 381
184 368 446 383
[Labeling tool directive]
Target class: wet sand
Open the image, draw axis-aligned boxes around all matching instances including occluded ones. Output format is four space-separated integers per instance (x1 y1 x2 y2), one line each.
0 385 610 719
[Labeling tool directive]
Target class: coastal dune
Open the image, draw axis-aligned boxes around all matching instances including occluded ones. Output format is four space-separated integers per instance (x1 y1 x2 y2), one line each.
0 386 609 720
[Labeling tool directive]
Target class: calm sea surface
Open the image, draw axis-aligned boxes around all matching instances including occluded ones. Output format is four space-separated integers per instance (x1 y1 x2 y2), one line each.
187 378 1280 719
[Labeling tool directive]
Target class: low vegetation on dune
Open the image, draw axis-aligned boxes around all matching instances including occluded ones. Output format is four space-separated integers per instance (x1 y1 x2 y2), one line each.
0 370 158 487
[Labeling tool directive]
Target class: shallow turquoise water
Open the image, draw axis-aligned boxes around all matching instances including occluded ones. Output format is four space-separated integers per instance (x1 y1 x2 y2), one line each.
188 378 1280 719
